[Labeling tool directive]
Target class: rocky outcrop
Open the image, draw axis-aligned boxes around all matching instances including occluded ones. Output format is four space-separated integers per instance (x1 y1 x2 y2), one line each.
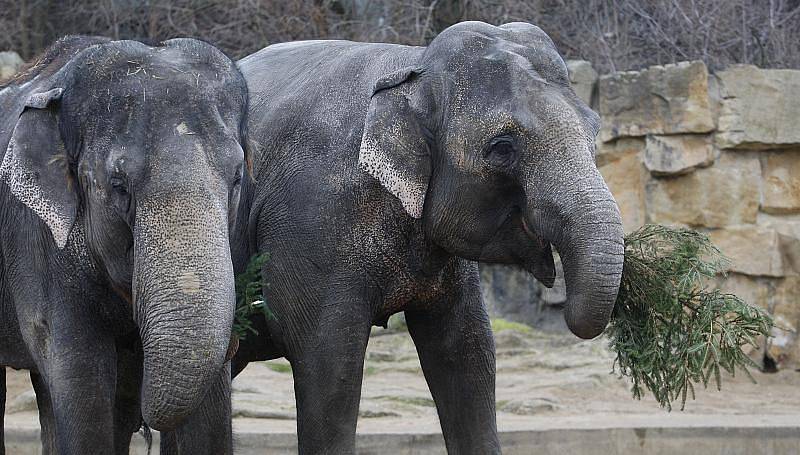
597 141 647 233
715 66 800 149
480 261 567 333
567 59 597 106
644 134 717 175
598 61 715 142
760 151 800 214
0 51 23 81
592 59 800 370
644 152 761 228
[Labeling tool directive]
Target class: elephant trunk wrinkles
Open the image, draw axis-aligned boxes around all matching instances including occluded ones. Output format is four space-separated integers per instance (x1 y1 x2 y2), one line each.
527 163 624 339
133 189 234 431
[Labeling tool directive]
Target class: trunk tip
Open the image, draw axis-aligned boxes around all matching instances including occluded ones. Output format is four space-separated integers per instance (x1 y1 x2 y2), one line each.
564 306 611 339
142 405 188 432
566 322 606 339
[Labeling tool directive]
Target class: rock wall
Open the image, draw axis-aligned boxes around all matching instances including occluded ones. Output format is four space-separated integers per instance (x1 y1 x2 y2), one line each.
0 51 23 81
484 59 800 370
594 59 800 369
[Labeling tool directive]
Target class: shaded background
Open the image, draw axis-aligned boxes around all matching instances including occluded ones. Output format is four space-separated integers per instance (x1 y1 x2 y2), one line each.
1 0 799 73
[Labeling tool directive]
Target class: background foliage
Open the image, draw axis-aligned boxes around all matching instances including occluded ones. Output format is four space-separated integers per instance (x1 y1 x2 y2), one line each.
1 0 799 72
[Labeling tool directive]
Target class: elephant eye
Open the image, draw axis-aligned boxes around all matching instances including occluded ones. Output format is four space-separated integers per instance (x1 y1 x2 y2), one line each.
485 136 517 168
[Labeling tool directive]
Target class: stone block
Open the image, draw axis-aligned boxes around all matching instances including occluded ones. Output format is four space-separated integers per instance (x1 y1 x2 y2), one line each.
760 150 800 214
596 137 644 167
709 226 784 277
645 152 760 228
644 134 717 175
479 262 566 332
757 212 800 276
598 147 647 233
770 276 800 368
567 59 597 107
0 51 23 81
715 273 800 369
598 61 714 142
715 65 800 149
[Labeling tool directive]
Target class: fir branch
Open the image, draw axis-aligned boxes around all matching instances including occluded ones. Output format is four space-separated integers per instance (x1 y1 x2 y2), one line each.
233 253 273 340
608 224 773 410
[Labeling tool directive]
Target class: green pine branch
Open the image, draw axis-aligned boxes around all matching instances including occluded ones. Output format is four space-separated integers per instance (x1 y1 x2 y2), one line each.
233 253 273 340
607 224 773 410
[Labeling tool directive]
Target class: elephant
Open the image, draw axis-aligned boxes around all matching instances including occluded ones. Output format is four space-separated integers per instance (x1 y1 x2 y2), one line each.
0 35 249 453
167 20 624 455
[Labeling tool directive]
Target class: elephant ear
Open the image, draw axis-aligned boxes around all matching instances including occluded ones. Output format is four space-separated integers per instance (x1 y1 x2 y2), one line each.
0 87 77 249
359 67 431 219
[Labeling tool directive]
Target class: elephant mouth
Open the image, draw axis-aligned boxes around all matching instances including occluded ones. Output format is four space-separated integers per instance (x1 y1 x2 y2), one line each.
521 214 556 288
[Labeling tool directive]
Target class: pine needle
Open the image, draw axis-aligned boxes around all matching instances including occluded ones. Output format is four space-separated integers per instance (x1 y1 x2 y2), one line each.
607 224 773 410
233 253 273 340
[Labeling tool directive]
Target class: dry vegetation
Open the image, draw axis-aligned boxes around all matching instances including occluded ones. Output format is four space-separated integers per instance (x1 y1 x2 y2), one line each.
1 0 799 72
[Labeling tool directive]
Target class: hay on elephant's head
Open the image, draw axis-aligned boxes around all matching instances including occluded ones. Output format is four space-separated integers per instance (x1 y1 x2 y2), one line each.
608 224 773 410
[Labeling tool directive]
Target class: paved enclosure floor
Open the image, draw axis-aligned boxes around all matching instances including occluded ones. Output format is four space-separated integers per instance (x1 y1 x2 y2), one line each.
5 325 800 453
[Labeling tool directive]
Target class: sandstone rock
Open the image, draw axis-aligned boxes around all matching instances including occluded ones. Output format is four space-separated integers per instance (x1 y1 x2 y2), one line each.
714 273 771 311
598 61 714 142
715 65 800 149
567 59 597 106
756 212 800 276
7 389 37 414
758 212 800 239
645 152 761 228
709 226 784 277
715 273 800 369
231 404 296 420
498 397 559 415
598 147 647 233
644 134 718 175
769 276 800 368
479 259 566 332
596 136 644 167
0 51 23 81
760 150 800 214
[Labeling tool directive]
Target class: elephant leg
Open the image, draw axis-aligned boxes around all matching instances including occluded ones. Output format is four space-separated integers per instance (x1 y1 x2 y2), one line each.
114 341 143 455
405 263 500 455
30 371 57 455
37 328 117 453
291 307 372 455
159 362 233 455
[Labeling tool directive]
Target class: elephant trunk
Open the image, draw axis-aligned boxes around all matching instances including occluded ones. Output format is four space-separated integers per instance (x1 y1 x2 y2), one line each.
527 163 624 339
133 189 234 431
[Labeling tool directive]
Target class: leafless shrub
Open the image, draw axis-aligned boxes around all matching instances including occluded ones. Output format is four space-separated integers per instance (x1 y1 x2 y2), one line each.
1 0 798 72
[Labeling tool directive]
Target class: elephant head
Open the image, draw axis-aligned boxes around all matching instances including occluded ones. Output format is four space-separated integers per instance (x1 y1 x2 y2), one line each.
359 22 623 339
0 38 249 429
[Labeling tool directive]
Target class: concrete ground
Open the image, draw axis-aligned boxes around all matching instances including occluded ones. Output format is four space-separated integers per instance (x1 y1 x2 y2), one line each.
5 323 800 454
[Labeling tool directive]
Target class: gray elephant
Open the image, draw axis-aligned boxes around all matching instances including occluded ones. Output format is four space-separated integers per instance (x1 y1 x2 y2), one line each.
0 36 249 453
168 20 624 455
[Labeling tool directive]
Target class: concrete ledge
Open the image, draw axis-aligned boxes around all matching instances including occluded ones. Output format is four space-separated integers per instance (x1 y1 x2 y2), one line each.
6 415 800 454
234 427 800 455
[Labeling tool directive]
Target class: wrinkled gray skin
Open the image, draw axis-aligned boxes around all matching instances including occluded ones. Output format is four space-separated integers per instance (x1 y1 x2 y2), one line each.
169 21 624 454
0 36 248 453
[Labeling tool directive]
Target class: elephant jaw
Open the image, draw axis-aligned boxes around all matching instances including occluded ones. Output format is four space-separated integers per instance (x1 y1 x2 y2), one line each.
521 216 556 288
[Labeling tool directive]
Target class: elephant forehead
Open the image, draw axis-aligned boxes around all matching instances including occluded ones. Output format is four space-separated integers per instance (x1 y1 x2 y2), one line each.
426 24 569 88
